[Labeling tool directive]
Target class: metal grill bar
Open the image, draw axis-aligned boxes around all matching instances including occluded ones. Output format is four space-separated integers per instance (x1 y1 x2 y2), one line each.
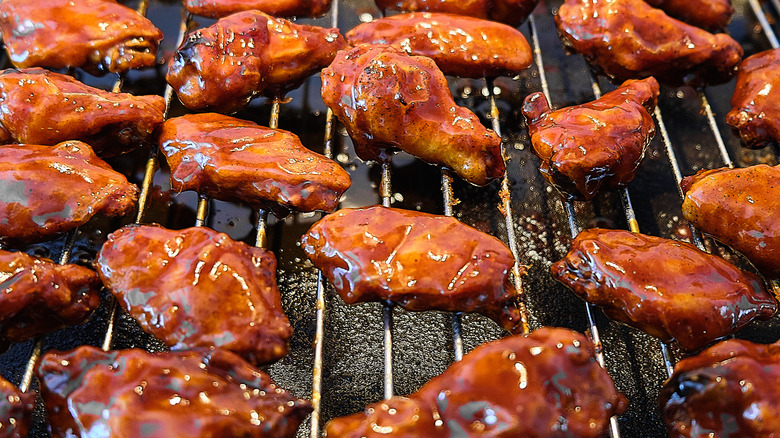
380 161 395 399
440 169 464 361
749 0 780 49
699 93 734 168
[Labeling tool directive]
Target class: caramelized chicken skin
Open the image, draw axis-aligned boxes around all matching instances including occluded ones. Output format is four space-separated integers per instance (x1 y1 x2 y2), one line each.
522 78 659 200
0 142 138 244
659 338 780 437
38 346 311 438
374 0 539 26
346 13 532 78
681 165 780 279
325 327 627 437
185 0 332 18
0 0 162 75
301 206 526 333
0 249 101 352
726 49 780 149
645 0 733 30
556 0 742 86
97 225 292 366
167 10 347 113
0 68 165 157
321 44 504 186
552 229 777 351
0 375 34 438
159 113 350 214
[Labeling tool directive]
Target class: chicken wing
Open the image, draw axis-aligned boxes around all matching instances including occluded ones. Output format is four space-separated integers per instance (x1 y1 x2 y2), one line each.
0 375 34 438
321 44 504 186
645 0 733 30
185 0 332 18
726 49 780 149
374 0 538 27
522 78 659 200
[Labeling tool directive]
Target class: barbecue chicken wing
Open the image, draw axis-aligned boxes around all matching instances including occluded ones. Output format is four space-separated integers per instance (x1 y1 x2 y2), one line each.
681 165 780 279
645 0 733 30
522 78 658 201
325 327 627 437
321 44 504 186
556 0 742 86
159 113 350 214
0 142 138 244
552 229 777 351
659 338 780 437
0 249 101 352
97 225 292 366
38 346 311 438
185 0 332 18
726 49 780 149
167 10 347 113
374 0 538 26
0 0 162 76
0 375 34 438
346 13 532 78
301 206 526 333
0 68 165 157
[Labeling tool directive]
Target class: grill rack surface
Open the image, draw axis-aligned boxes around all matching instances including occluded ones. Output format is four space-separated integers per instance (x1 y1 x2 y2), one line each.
0 0 779 437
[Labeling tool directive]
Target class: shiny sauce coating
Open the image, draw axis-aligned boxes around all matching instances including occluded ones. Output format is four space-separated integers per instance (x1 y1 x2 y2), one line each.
374 0 539 27
185 0 332 18
0 375 34 438
644 0 733 30
726 48 780 149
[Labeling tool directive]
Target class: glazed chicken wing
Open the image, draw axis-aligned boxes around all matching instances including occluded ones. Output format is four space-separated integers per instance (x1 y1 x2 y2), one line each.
37 346 311 438
726 49 780 149
522 78 659 200
159 113 350 214
374 0 538 27
97 225 292 366
645 0 733 30
0 142 138 244
0 0 162 76
552 229 777 351
556 0 742 86
346 12 532 78
185 0 332 18
321 44 504 186
659 339 780 437
0 68 165 157
681 165 780 279
326 327 627 437
301 206 526 333
0 375 34 438
167 10 347 113
0 249 101 352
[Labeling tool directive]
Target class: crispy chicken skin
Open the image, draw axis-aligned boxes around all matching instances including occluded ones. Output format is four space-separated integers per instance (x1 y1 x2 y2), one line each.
374 0 539 27
0 142 138 244
659 339 780 437
159 113 350 214
346 12 532 78
0 68 165 157
185 0 332 18
0 249 101 352
645 0 733 30
726 49 780 149
97 225 292 366
556 0 742 87
0 0 162 76
522 78 659 201
301 206 527 333
681 165 780 279
37 346 312 438
167 10 347 113
552 229 777 351
325 327 627 437
0 375 35 438
321 44 504 186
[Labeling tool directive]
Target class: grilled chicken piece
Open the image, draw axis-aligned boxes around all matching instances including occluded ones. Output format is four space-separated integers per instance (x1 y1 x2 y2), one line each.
301 206 526 333
681 165 780 279
97 225 292 366
0 142 138 244
38 346 311 438
346 13 532 78
726 49 780 149
167 10 347 113
645 0 733 30
0 375 34 438
374 0 538 26
0 68 165 157
659 338 780 437
325 327 627 437
322 44 504 186
185 0 332 18
159 113 350 214
522 78 659 201
552 229 776 351
556 0 742 86
0 249 101 352
0 0 162 76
